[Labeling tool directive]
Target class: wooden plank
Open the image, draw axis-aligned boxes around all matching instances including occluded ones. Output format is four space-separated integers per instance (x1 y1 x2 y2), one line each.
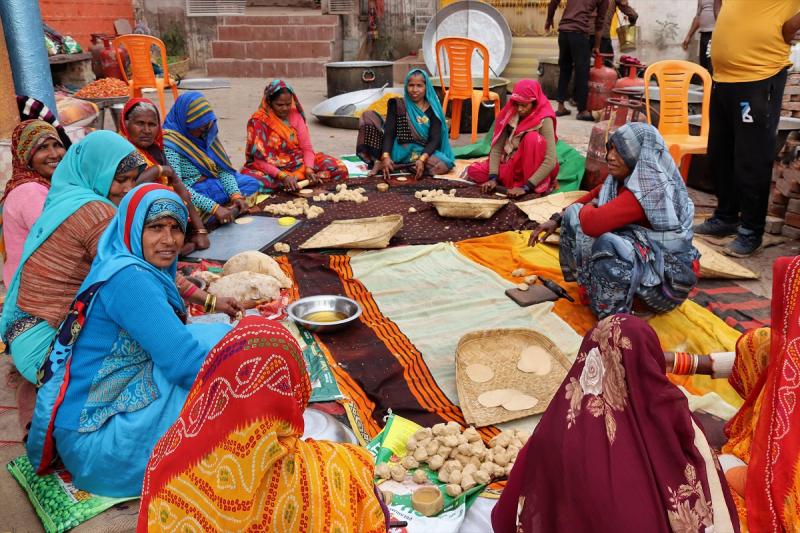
48 52 92 65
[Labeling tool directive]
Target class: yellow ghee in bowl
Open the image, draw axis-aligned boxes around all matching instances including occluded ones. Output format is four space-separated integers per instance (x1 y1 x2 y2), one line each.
302 310 348 323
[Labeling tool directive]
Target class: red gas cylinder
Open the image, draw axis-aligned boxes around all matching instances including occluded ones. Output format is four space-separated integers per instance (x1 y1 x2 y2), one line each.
99 37 125 80
586 53 617 112
615 61 645 94
583 95 645 189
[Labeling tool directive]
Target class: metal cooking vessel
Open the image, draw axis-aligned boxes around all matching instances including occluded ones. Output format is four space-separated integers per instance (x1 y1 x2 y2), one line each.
325 61 394 97
311 87 404 130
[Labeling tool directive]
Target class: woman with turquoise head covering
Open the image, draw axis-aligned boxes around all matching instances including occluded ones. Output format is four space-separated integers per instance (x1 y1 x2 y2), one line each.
26 184 232 497
357 68 454 179
0 131 143 383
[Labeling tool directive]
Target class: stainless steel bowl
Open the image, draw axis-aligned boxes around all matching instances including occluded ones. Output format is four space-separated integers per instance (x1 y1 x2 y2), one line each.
287 295 362 333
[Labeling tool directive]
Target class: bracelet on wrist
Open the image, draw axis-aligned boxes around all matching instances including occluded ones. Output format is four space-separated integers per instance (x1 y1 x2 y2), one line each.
194 228 209 234
230 193 244 201
203 293 217 313
382 152 391 160
419 153 429 163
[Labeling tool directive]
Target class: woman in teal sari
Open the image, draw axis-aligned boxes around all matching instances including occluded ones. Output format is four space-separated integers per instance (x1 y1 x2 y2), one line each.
357 69 454 179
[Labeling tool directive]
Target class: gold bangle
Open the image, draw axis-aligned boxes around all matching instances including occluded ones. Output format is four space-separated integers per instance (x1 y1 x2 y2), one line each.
419 153 429 163
230 193 244 200
195 228 209 234
382 152 391 159
209 295 217 313
203 293 213 313
156 165 162 175
210 204 219 215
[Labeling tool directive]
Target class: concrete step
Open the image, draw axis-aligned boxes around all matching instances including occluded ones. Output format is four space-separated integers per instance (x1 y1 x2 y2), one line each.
212 40 334 60
217 24 337 42
222 14 339 26
206 58 327 78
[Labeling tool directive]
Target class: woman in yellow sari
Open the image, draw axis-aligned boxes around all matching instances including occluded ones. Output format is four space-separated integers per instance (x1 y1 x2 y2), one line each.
138 317 388 532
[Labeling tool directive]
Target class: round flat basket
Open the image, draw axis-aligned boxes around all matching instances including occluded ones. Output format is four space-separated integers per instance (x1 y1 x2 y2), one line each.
456 328 571 427
424 196 509 219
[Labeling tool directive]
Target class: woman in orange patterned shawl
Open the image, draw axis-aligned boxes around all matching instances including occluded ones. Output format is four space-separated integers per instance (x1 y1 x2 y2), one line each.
241 79 348 192
720 255 800 531
138 316 388 532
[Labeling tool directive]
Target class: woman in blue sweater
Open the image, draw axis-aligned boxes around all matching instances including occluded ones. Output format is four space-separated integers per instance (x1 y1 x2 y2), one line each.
26 184 232 497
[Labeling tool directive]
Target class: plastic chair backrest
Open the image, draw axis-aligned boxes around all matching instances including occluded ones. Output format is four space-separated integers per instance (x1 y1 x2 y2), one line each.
112 34 170 88
435 37 490 101
644 60 712 137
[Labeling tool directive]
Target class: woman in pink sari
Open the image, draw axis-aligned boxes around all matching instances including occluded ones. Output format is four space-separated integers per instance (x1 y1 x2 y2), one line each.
466 79 559 198
494 314 739 532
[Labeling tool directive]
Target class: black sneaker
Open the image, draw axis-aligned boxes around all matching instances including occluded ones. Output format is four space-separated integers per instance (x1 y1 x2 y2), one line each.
723 229 763 258
693 217 739 237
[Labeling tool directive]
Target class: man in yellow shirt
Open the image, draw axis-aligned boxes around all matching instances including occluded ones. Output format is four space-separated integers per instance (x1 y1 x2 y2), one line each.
694 0 800 257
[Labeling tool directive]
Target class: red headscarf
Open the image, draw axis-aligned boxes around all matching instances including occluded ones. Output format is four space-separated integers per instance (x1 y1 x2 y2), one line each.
491 79 557 146
493 314 739 532
729 256 800 531
118 97 166 166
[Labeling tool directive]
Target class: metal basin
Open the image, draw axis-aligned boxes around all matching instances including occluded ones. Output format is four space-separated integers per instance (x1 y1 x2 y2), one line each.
302 408 357 443
326 61 394 97
311 87 404 130
287 295 362 333
430 76 510 134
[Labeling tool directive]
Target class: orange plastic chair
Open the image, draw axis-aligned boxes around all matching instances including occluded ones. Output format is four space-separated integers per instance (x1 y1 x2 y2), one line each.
644 60 712 180
112 35 178 118
435 37 501 143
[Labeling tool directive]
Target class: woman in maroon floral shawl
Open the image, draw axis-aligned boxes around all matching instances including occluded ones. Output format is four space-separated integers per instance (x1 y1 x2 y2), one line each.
493 314 739 533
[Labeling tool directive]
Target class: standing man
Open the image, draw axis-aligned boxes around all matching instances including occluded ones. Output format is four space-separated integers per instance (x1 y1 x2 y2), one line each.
694 1 800 257
599 1 638 62
682 0 722 73
547 0 610 121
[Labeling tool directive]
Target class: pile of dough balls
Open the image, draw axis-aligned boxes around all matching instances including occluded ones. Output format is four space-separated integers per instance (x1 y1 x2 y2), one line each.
273 242 291 254
374 423 529 498
263 198 324 219
313 184 368 204
414 189 457 201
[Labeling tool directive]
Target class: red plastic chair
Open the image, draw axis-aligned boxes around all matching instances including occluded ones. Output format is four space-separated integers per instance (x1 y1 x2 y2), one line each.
112 34 178 118
435 37 501 143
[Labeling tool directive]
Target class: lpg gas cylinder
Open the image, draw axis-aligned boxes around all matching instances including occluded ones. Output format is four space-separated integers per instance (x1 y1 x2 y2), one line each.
583 95 644 189
586 53 617 112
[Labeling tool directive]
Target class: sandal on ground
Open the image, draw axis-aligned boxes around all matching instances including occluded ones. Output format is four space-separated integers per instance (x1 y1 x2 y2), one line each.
576 112 595 122
555 109 572 117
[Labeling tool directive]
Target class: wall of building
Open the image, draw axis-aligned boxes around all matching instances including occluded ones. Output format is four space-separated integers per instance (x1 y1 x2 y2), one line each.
40 0 134 49
134 0 217 68
612 0 698 65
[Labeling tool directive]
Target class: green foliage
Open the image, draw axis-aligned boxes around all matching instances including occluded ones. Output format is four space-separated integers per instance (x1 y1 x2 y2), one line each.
161 21 186 58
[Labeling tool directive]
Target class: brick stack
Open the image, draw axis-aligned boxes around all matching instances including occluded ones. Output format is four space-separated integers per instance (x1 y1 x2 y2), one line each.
782 73 800 117
769 137 800 238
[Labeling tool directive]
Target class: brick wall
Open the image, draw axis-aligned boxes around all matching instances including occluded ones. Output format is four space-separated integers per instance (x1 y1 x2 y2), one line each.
39 0 135 49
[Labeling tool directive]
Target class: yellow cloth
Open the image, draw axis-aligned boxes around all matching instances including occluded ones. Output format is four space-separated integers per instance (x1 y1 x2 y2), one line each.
456 231 744 409
711 0 800 83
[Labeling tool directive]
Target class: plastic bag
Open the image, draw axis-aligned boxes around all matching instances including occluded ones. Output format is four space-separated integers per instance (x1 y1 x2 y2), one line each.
44 35 58 56
62 36 82 54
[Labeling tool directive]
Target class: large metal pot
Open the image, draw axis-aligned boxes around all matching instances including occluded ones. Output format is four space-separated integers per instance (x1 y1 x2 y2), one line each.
430 77 510 134
325 61 394 97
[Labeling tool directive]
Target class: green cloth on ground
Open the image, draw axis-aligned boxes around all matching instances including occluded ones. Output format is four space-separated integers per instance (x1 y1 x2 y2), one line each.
283 320 344 403
349 243 582 432
451 125 585 193
7 455 136 533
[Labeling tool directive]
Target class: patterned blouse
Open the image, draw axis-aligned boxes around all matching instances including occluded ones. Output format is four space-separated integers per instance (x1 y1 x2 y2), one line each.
164 147 242 214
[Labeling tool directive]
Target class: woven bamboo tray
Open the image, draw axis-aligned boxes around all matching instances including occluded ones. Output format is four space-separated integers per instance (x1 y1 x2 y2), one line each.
515 191 585 222
299 214 403 249
694 239 758 280
456 329 571 427
422 196 509 219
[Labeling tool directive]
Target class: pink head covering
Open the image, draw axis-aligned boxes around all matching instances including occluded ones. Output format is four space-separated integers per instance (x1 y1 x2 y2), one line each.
491 79 557 146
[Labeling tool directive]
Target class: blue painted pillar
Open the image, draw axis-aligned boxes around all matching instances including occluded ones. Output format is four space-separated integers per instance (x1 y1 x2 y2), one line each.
0 0 57 115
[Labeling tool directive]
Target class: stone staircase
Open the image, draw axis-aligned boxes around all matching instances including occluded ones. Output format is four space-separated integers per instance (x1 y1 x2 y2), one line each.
207 12 342 78
501 36 559 85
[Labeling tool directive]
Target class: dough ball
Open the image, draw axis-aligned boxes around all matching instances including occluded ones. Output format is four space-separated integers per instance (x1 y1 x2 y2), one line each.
208 271 281 306
431 423 446 436
461 473 477 491
412 470 428 484
490 433 512 449
517 346 553 376
477 389 516 408
438 445 453 458
406 436 418 451
516 282 529 291
473 470 490 485
428 454 445 471
446 421 461 433
438 469 450 483
456 443 471 455
401 455 419 470
222 251 293 288
381 490 393 505
511 268 526 277
524 275 539 285
442 435 459 448
413 447 429 462
493 450 510 467
462 463 477 477
465 363 494 383
445 484 463 497
414 428 432 441
375 463 391 480
463 426 481 443
448 470 463 484
390 465 406 482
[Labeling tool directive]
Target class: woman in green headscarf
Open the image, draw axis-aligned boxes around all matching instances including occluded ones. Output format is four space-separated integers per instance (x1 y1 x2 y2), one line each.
357 69 454 179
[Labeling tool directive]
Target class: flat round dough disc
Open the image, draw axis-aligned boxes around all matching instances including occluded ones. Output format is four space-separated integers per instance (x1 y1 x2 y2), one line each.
396 176 408 181
477 389 515 408
235 216 254 225
465 363 494 383
517 345 552 376
502 392 539 411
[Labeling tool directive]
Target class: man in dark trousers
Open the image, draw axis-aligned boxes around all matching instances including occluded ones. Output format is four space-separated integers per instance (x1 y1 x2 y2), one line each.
694 0 800 257
546 0 610 121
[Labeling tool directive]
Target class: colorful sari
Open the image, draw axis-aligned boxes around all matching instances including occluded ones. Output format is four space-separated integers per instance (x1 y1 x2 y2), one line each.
119 97 166 167
0 120 61 268
722 256 800 530
560 123 698 318
466 79 559 194
357 69 454 173
138 316 388 532
0 131 137 383
494 314 739 532
241 79 348 190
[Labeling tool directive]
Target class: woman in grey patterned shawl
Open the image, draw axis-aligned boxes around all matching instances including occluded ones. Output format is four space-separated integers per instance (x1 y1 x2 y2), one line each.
530 122 699 318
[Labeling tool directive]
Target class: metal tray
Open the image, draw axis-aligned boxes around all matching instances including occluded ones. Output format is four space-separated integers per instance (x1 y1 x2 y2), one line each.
311 87 404 130
422 1 512 78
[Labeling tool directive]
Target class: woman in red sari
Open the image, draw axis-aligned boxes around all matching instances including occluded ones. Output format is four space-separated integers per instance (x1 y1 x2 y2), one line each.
466 79 559 198
241 79 348 192
494 314 739 532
